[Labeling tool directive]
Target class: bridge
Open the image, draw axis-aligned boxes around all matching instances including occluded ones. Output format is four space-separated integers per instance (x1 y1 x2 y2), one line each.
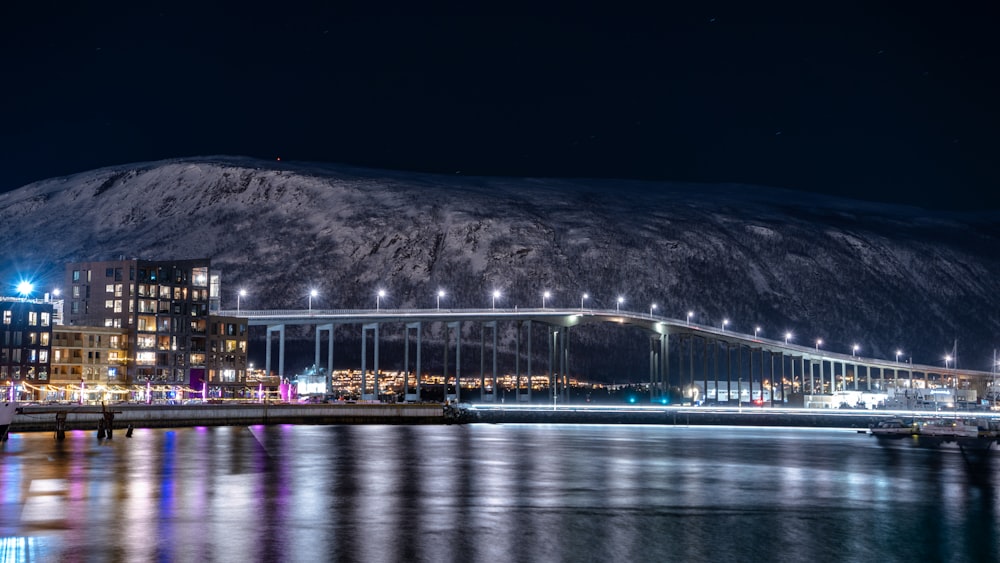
222 307 997 406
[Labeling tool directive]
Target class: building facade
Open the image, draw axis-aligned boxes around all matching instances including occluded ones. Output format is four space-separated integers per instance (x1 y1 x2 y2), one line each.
63 258 238 391
50 325 128 401
1 298 54 400
206 315 249 397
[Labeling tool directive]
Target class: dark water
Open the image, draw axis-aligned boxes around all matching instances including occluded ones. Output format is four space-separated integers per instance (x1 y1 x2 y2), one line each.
1 424 998 563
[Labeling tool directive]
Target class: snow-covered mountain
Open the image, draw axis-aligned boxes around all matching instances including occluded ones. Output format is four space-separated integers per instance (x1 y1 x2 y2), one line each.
1 156 997 376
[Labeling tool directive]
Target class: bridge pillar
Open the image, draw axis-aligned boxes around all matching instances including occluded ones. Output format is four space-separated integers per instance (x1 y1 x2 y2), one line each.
561 327 569 404
315 324 334 394
514 321 521 402
548 326 557 406
649 336 658 402
480 321 498 402
725 342 732 404
360 323 380 401
265 324 285 381
526 320 532 403
404 322 421 402
661 331 669 399
445 321 462 402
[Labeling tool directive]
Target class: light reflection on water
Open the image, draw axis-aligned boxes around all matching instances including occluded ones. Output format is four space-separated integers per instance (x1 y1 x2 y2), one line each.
1 424 998 562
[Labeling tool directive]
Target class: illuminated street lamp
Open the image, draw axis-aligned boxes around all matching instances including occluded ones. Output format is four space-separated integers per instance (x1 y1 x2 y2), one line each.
686 311 694 325
16 280 33 299
437 290 446 309
650 303 657 317
616 296 624 312
722 318 729 332
784 331 792 344
308 288 318 310
852 344 859 357
52 288 61 298
237 288 247 312
754 326 761 338
542 291 551 309
492 290 501 310
581 292 589 310
895 350 903 363
945 354 952 370
815 338 822 351
376 289 386 310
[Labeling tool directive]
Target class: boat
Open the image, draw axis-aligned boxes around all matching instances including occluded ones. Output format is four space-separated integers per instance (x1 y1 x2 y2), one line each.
1 400 17 441
870 418 916 436
916 418 981 438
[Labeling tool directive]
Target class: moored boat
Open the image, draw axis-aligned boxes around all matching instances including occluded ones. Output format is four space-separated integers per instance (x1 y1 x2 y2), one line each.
870 418 916 436
916 418 980 438
1 400 17 441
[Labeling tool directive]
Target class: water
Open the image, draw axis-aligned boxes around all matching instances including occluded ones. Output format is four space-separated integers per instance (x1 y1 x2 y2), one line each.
1 424 998 563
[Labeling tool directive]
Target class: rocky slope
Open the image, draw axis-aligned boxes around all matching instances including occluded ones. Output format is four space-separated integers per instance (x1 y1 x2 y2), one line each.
1 156 997 377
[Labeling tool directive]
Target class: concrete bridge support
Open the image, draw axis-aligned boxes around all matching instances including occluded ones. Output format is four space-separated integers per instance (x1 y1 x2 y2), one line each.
265 324 285 381
314 323 334 393
480 321 498 402
444 321 462 402
360 323 380 401
403 322 421 402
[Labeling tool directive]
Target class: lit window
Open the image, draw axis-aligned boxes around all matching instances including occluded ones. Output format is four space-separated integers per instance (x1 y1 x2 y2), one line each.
28 312 38 326
2 311 10 325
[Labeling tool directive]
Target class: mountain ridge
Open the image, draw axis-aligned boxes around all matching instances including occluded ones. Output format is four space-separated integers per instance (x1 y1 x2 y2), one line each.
1 156 997 376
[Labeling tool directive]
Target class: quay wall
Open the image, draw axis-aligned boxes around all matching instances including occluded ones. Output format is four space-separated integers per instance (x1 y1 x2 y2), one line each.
11 403 446 431
465 408 891 428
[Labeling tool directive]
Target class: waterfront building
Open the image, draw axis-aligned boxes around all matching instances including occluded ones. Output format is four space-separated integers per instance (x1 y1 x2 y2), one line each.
1 298 54 400
49 325 128 401
62 258 247 397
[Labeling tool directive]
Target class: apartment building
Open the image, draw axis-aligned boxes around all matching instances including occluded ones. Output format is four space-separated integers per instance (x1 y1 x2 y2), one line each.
1 298 54 399
63 258 245 391
49 325 128 398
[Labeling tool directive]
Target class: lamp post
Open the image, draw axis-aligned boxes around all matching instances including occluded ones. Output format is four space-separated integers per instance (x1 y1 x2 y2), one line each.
945 354 952 370
581 293 589 310
815 339 822 351
896 350 902 363
687 311 694 325
308 289 318 310
542 291 551 309
437 290 445 310
650 303 657 317
754 326 761 339
784 332 792 344
237 289 247 312
852 344 859 358
492 290 500 310
376 289 386 310
722 319 729 332
616 296 624 312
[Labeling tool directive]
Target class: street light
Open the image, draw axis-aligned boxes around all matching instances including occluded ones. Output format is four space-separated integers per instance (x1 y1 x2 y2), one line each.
492 290 501 309
16 280 33 299
852 344 859 357
945 354 952 370
722 319 729 332
650 303 657 317
815 339 822 351
542 291 551 309
308 288 318 310
895 350 902 363
754 326 761 338
237 288 247 311
784 331 792 344
616 296 624 312
376 289 386 310
437 290 446 309
581 292 589 310
686 311 694 325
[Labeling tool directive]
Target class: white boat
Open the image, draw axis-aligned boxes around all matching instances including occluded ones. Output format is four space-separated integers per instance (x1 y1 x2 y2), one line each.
1 400 17 440
917 418 980 438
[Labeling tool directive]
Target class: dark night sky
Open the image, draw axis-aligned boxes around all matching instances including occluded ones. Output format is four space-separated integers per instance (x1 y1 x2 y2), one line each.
2 4 998 210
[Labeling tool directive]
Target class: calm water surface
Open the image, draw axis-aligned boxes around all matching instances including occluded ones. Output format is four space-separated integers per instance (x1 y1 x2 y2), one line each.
1 424 998 563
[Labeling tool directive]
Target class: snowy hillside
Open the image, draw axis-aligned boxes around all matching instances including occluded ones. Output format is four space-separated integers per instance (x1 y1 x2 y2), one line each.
1 156 997 376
